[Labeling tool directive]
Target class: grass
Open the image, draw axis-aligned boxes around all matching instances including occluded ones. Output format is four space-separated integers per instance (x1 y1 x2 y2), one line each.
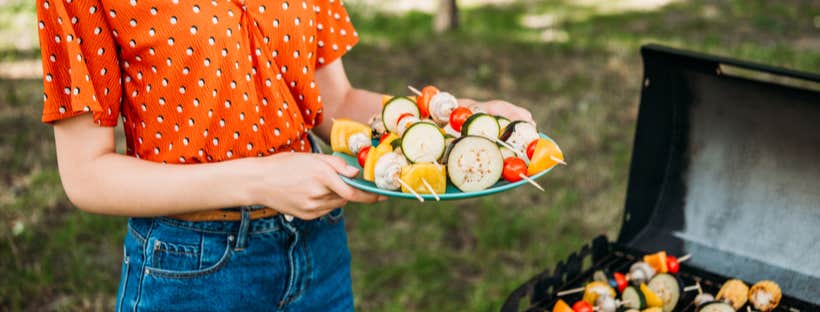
1 0 818 310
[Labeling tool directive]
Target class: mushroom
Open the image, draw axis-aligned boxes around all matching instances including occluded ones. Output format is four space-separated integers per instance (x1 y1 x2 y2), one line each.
428 92 458 125
374 152 407 190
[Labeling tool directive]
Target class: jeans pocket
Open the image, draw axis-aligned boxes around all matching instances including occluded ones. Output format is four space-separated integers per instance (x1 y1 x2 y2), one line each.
143 223 233 279
150 239 201 272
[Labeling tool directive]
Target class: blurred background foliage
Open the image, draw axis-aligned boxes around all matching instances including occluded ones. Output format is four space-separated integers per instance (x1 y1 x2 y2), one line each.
1 0 818 310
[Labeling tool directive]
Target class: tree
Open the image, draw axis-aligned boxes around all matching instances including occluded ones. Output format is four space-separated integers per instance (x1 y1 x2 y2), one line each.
434 0 459 33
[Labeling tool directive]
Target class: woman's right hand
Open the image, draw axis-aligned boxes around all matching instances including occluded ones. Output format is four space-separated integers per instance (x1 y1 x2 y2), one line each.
246 152 385 220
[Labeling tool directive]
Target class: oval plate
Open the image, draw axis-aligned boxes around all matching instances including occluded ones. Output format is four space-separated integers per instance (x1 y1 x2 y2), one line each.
334 133 559 200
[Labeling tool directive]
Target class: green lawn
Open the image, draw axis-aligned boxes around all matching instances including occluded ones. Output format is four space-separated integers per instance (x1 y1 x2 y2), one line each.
1 0 818 310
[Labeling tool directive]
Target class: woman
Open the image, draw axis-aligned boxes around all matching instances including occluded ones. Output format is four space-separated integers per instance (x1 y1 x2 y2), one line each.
36 0 533 310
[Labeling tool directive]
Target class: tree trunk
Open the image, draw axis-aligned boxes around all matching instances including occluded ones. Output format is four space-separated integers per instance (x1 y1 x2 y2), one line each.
434 0 458 33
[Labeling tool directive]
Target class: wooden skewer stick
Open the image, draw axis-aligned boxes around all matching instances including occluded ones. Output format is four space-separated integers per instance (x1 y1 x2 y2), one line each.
421 178 440 201
408 85 422 96
678 254 692 263
551 155 567 165
556 286 585 296
519 173 544 191
487 136 528 159
397 178 424 202
684 285 701 292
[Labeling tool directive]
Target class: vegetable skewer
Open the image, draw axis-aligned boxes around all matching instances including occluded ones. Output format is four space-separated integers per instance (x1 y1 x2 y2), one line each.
421 178 440 201
520 174 545 191
397 178 424 202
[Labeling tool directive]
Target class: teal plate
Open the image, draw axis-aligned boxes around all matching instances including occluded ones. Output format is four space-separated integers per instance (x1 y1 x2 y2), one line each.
334 133 558 200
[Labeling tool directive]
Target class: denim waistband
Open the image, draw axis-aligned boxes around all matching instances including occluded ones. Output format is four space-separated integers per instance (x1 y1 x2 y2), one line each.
133 207 342 237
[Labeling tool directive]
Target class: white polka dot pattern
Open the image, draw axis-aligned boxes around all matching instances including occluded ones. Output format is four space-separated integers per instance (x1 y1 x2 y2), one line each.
36 0 359 163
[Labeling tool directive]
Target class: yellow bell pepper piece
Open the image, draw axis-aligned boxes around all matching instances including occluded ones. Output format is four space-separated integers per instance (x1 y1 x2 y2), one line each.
399 163 447 194
330 118 371 156
641 283 664 308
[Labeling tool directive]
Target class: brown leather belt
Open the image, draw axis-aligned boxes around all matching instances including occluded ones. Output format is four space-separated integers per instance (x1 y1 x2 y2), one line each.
170 207 280 222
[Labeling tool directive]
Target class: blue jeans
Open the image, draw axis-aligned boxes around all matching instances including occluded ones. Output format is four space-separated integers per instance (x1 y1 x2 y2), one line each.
115 208 353 311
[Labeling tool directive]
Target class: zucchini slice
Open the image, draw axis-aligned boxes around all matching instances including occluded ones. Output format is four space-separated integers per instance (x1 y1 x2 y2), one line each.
461 113 500 138
698 302 735 312
382 96 420 134
648 273 682 312
401 122 446 163
622 286 647 310
446 136 504 192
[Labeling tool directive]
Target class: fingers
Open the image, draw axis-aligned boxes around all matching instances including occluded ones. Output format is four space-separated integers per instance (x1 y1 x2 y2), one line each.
487 100 535 124
317 154 359 177
287 195 347 220
316 163 382 204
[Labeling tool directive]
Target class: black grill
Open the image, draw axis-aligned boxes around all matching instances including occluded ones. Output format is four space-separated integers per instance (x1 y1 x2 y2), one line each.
502 236 818 312
502 45 820 312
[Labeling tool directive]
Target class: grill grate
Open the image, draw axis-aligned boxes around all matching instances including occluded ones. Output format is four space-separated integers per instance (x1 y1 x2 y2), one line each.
502 236 817 312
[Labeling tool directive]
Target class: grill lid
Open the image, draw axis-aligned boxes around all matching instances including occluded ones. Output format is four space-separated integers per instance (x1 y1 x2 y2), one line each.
617 45 820 303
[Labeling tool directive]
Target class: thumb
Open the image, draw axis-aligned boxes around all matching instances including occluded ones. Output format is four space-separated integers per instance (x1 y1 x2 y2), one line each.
318 155 359 177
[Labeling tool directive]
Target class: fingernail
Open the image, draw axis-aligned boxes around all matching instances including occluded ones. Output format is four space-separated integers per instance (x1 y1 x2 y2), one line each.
378 196 388 202
346 165 359 176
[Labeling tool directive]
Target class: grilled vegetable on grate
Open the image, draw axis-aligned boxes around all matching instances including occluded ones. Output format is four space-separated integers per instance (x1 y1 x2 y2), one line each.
640 283 664 309
749 280 782 312
698 301 735 312
629 261 656 285
647 273 682 312
552 299 574 312
622 285 647 309
716 279 749 310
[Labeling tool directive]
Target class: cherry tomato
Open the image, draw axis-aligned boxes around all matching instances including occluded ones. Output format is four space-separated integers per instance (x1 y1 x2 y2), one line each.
396 113 415 127
526 139 538 160
572 300 594 312
449 107 472 132
502 157 528 182
613 272 628 293
666 256 680 274
417 86 439 118
357 146 371 167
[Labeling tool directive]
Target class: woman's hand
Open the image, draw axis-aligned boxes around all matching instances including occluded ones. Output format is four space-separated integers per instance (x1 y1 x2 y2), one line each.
459 98 535 125
248 153 385 220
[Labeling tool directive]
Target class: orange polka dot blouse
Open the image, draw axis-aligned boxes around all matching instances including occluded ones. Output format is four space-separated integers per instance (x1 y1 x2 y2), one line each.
37 0 359 163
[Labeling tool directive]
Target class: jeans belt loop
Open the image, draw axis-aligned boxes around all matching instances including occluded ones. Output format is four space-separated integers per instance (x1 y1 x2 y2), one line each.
234 207 251 251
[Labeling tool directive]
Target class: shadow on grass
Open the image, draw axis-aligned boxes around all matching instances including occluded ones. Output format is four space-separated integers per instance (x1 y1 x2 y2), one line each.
1 0 818 310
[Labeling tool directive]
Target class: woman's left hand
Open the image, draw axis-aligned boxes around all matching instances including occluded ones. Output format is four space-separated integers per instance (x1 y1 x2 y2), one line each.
458 98 535 125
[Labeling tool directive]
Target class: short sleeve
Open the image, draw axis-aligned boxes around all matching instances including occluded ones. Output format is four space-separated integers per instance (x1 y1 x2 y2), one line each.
36 0 122 126
314 0 359 68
